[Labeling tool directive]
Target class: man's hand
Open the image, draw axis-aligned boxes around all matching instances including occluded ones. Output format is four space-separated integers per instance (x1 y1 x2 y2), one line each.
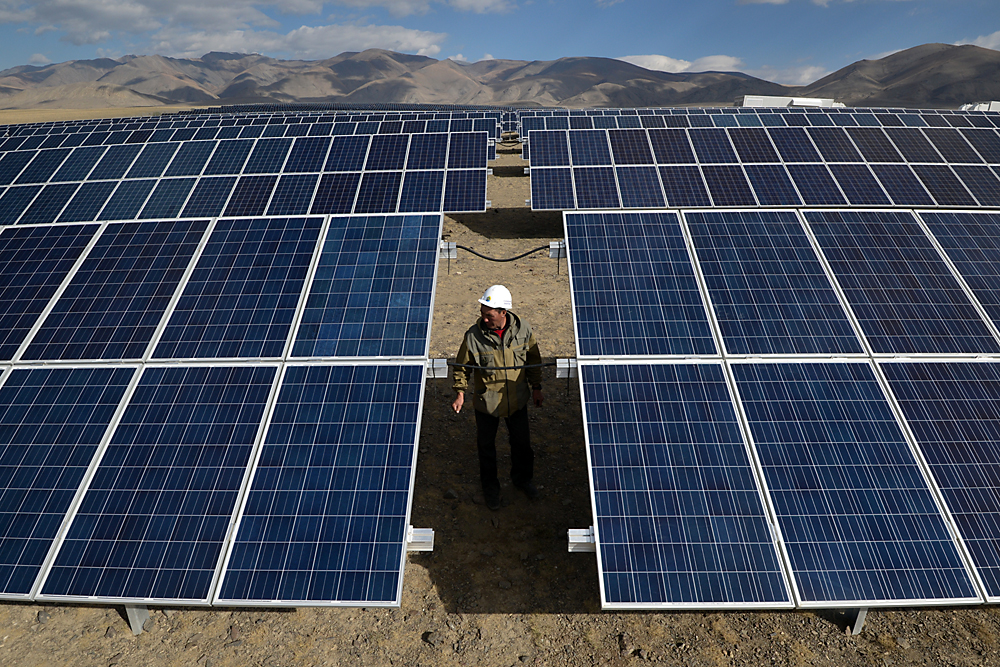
533 389 543 408
452 391 465 414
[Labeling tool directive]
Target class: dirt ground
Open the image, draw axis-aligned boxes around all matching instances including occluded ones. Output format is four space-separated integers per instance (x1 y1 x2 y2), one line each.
2 134 1000 667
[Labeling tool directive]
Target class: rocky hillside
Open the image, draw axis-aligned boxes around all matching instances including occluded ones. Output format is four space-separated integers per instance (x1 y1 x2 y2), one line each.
0 43 996 109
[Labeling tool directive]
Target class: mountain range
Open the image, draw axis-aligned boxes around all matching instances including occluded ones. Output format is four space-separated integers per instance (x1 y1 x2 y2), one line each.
0 43 997 110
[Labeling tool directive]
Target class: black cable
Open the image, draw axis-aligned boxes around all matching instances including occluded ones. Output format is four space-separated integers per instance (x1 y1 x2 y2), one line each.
454 244 548 263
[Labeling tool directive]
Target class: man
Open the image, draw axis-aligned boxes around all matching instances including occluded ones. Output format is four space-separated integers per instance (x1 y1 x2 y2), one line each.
452 285 543 510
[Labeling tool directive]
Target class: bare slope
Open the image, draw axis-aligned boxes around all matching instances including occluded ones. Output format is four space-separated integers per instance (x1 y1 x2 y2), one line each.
0 44 999 109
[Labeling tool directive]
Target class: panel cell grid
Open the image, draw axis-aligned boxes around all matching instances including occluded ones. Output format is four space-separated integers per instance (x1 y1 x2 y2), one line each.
217 364 422 605
293 214 439 358
0 366 135 597
154 217 322 360
805 210 1000 355
566 211 716 357
732 362 979 606
39 365 276 602
686 210 861 355
22 220 209 361
582 362 790 608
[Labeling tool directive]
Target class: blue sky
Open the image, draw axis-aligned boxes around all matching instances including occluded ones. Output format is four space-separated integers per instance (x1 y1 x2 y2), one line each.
1 0 999 84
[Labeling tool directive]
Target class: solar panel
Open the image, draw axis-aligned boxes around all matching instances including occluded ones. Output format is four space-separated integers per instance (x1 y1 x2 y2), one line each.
608 130 654 165
38 364 277 603
689 129 737 164
570 130 613 166
953 166 1000 206
882 361 1000 601
786 164 847 205
701 166 756 206
732 361 980 606
530 168 575 210
267 174 319 216
728 128 779 163
292 214 440 358
869 164 935 206
0 366 135 598
22 220 208 361
806 127 863 162
582 362 791 609
659 166 711 207
685 210 862 355
565 211 716 357
153 217 322 360
616 167 665 208
912 165 978 207
805 210 1000 355
573 167 620 209
743 165 801 206
828 164 891 206
216 363 423 606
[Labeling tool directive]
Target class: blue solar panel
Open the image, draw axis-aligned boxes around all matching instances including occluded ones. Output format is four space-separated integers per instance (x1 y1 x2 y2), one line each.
882 361 1000 600
22 220 208 361
164 141 215 177
885 128 943 163
0 224 98 360
743 164 801 206
443 170 485 212
39 365 276 602
203 140 254 176
0 366 134 598
566 211 716 356
923 128 982 164
293 214 438 358
728 128 779 163
18 183 78 225
16 149 71 185
953 165 1000 206
182 177 237 218
733 361 979 606
767 128 820 163
846 127 904 163
786 164 847 205
447 133 486 169
686 210 861 355
608 130 654 165
217 363 422 605
284 137 331 173
90 145 142 181
870 164 935 206
658 166 711 207
919 211 1000 329
398 171 444 212
582 362 790 608
960 129 1000 163
126 143 179 179
140 178 196 219
364 135 408 171
530 168 575 210
99 180 154 221
647 129 695 164
616 167 665 208
689 129 737 164
50 146 106 182
224 175 278 217
806 127 863 162
154 217 322 359
59 181 117 222
528 131 570 167
912 165 978 207
573 167 620 209
311 173 360 215
828 163 891 205
570 130 613 166
805 210 1000 354
701 166 756 206
354 172 402 214
267 174 319 216
405 134 446 170
244 138 292 174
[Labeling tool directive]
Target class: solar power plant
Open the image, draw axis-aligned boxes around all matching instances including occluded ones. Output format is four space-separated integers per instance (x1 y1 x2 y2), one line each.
565 208 1000 610
526 108 1000 211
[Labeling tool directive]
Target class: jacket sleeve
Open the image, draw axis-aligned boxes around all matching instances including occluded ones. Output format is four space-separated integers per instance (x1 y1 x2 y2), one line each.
452 335 473 393
525 331 542 388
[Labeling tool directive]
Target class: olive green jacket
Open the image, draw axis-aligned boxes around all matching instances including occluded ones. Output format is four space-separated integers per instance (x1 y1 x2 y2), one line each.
452 311 542 418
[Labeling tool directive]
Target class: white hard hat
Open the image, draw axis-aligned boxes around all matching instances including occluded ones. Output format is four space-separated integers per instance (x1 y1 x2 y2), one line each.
479 284 512 310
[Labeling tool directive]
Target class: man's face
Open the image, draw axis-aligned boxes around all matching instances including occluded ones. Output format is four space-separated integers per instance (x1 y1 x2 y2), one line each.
481 304 507 330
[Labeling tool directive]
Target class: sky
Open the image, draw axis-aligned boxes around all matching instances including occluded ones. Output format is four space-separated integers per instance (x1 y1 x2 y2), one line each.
1 0 999 85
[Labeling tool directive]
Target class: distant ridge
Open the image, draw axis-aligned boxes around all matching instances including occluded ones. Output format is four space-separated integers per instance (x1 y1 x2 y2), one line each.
0 43 996 110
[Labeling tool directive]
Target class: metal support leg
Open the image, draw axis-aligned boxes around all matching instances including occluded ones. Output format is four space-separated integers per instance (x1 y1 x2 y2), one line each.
125 605 150 636
848 607 868 636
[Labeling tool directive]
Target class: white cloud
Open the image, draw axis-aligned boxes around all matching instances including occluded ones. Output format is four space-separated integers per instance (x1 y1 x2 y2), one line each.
958 30 1000 51
331 0 514 17
618 54 745 73
481 52 494 60
152 23 446 60
738 0 790 4
28 52 50 64
449 53 467 61
595 0 624 6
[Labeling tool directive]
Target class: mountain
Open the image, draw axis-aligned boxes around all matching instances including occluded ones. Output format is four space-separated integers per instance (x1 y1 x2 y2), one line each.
0 44 996 110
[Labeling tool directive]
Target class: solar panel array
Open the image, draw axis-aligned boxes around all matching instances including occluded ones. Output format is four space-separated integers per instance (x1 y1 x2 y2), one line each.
0 201 441 606
566 208 1000 610
0 114 491 219
526 110 1000 210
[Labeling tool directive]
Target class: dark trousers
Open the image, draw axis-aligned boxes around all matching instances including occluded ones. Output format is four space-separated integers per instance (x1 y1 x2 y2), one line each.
475 405 534 495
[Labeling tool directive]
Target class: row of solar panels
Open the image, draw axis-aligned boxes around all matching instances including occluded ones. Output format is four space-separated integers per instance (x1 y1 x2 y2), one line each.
521 111 1000 131
566 209 1000 358
0 214 440 364
518 106 995 118
0 359 426 606
0 133 489 222
4 116 502 142
565 210 1000 608
527 128 1000 210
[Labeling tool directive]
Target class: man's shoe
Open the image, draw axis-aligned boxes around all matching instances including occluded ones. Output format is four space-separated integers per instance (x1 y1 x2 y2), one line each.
515 481 539 500
485 488 502 510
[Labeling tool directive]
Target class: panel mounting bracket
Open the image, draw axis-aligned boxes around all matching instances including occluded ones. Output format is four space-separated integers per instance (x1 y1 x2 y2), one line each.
556 358 578 379
125 605 150 636
568 526 596 553
407 526 434 552
549 241 566 259
848 608 868 636
425 358 449 379
439 240 457 259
